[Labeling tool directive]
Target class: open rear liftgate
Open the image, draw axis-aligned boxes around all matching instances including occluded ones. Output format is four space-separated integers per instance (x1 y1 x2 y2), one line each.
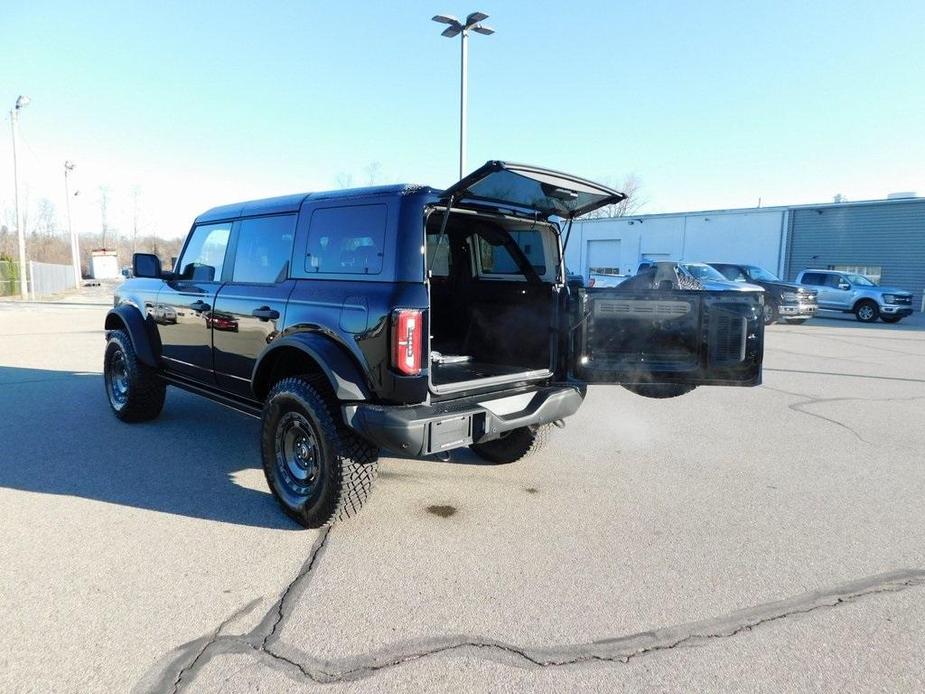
573 289 763 387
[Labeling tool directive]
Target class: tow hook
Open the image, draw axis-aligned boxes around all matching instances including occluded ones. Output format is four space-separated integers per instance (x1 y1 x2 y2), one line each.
553 419 566 429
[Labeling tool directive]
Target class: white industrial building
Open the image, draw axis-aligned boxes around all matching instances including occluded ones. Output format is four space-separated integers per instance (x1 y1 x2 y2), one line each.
564 195 925 311
565 208 787 279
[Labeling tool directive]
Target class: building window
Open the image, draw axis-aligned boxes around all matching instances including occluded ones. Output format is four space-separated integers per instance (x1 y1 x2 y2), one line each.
588 266 621 275
829 264 882 284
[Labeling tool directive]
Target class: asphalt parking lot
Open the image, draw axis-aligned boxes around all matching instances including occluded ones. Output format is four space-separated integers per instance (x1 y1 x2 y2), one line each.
1 300 924 692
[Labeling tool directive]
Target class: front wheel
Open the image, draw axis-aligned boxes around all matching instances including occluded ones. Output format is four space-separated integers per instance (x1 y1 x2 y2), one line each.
880 315 903 324
470 424 552 465
261 377 379 528
855 300 879 323
622 383 696 399
103 329 166 422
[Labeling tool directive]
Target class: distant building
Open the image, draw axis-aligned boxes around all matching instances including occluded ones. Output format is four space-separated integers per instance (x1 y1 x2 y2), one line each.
89 250 121 279
564 195 924 311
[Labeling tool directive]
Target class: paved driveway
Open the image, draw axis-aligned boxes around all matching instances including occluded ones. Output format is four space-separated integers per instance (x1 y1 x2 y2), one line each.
1 304 923 692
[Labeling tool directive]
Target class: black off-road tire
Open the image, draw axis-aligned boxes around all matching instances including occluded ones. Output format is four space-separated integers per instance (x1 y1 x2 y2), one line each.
261 377 379 528
469 424 552 465
622 383 697 399
854 300 879 323
103 329 166 422
880 315 902 324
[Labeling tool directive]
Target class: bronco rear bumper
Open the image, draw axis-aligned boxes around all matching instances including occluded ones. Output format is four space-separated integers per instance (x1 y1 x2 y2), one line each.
343 384 586 456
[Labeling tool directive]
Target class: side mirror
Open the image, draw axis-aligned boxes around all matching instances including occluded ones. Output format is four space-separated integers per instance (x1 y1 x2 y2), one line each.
133 253 162 279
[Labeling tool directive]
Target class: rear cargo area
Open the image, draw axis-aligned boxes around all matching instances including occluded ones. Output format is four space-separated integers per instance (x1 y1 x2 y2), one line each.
426 209 557 393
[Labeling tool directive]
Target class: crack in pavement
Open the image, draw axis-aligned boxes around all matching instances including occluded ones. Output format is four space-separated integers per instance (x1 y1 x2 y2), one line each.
761 385 925 445
134 528 331 693
764 367 925 384
136 532 925 690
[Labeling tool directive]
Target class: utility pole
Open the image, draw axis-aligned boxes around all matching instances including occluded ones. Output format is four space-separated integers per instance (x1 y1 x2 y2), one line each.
64 161 81 286
432 13 495 179
10 96 31 298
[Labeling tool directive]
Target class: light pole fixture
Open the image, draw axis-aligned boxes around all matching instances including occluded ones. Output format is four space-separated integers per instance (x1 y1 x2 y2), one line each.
432 12 495 179
10 95 31 298
64 161 81 287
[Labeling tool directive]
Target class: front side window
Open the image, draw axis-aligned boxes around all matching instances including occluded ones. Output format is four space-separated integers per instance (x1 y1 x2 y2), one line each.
844 272 876 287
305 204 387 275
178 223 232 281
680 263 727 282
714 264 749 282
831 264 881 284
232 215 296 284
746 266 779 282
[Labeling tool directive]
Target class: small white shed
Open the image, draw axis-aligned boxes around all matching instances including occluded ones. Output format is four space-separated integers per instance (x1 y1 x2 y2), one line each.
89 250 120 279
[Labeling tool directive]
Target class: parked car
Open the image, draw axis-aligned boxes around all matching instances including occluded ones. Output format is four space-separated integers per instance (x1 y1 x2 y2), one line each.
708 263 817 325
565 268 585 288
635 261 766 294
794 269 913 323
588 272 627 288
104 161 765 528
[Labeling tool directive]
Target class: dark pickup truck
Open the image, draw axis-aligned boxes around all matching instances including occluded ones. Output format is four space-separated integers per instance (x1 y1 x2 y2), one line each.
104 161 765 527
708 263 817 325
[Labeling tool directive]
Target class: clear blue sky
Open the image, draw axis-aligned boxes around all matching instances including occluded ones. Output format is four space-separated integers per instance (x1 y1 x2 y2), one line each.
2 0 924 238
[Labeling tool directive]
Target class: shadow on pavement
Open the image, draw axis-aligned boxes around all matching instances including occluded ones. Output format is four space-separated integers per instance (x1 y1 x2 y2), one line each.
801 312 925 332
0 366 300 530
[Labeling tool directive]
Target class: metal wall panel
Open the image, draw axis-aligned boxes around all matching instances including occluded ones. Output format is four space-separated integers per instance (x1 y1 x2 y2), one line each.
785 199 925 311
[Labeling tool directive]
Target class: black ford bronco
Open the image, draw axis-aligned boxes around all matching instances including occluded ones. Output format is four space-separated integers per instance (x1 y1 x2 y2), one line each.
104 161 765 527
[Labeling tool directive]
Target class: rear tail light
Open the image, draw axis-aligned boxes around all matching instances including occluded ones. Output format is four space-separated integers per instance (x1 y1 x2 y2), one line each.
588 278 595 287
392 309 422 376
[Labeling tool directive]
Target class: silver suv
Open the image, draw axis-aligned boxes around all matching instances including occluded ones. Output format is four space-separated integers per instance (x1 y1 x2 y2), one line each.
795 269 913 324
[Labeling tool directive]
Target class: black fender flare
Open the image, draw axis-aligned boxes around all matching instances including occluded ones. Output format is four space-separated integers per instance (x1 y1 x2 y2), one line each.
252 333 371 402
105 304 158 368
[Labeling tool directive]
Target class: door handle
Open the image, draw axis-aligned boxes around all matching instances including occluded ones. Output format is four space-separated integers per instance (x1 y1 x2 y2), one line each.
190 300 211 312
252 306 280 321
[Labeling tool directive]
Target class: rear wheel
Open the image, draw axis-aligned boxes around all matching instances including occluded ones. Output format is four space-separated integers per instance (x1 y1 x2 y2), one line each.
622 383 696 399
103 329 166 422
855 300 879 323
469 424 551 465
880 315 902 324
261 377 379 528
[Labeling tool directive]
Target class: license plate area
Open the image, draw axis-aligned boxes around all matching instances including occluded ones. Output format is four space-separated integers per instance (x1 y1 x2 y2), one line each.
427 415 473 453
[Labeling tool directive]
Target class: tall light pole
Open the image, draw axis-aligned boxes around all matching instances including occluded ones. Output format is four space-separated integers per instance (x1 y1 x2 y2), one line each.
64 161 81 286
432 12 494 179
10 95 31 298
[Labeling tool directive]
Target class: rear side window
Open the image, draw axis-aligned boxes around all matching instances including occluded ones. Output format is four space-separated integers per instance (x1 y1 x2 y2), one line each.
801 272 825 285
231 215 296 284
177 222 232 281
477 229 548 276
305 204 386 275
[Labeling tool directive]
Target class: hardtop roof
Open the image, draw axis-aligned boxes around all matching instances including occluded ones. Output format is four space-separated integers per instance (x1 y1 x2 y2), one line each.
194 184 437 224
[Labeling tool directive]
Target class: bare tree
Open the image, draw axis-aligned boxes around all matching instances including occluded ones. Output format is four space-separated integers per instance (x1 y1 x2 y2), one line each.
364 161 382 186
581 174 646 219
335 172 354 189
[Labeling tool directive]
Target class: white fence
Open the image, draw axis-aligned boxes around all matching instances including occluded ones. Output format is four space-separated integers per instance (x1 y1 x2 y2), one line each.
28 261 78 298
